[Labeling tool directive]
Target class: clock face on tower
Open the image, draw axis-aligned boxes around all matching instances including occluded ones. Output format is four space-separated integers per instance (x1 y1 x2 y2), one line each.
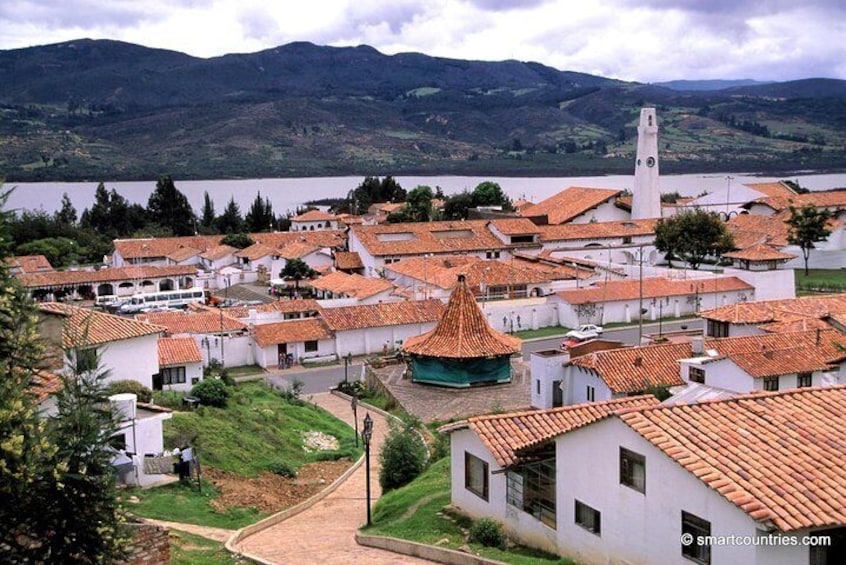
646 156 656 168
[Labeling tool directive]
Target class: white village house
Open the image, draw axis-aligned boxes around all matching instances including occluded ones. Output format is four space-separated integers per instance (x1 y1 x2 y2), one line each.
442 387 846 564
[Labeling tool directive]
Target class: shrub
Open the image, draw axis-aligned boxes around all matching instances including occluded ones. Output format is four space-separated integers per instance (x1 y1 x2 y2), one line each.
277 378 304 404
105 380 153 403
335 379 366 397
469 518 506 549
266 460 296 478
378 419 427 492
190 378 231 408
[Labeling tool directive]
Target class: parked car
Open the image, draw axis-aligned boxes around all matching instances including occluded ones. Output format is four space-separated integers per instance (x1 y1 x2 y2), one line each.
564 324 604 340
560 337 584 350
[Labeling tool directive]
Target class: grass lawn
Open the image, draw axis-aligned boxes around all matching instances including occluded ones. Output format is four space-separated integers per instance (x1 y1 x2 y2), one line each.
513 326 571 340
225 364 265 378
795 269 846 293
169 531 242 565
125 481 262 530
128 381 361 527
369 458 575 565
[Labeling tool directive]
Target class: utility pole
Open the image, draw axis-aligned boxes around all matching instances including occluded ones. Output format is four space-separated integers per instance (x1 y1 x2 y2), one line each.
637 245 645 345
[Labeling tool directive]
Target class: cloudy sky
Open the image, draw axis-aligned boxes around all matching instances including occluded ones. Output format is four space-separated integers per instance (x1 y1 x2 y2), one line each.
2 0 844 83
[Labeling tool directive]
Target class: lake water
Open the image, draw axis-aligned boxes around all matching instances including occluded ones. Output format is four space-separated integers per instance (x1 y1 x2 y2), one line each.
4 172 846 216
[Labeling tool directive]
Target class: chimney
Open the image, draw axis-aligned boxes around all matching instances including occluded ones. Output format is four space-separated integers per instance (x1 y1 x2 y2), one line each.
691 337 704 355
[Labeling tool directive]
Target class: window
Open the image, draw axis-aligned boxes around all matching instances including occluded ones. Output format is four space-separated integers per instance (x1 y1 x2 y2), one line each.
706 320 729 338
681 511 711 564
620 447 646 493
536 379 541 395
162 366 186 385
486 250 501 259
575 500 601 535
109 433 127 451
622 236 633 244
763 376 779 391
689 366 705 384
506 459 556 528
797 372 812 388
74 348 98 373
304 340 319 353
465 452 489 500
586 385 595 402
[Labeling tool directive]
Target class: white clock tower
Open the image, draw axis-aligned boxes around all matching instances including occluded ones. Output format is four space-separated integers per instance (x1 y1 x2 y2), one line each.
632 108 662 219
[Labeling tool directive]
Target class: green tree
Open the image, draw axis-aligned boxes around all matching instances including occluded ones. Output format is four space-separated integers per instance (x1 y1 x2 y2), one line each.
244 192 274 233
147 175 196 236
200 191 217 233
220 232 255 249
81 182 112 235
378 419 427 492
387 185 436 223
442 191 474 220
0 189 58 562
216 197 244 234
55 192 78 226
471 181 513 211
344 176 407 214
46 340 127 563
280 258 316 296
787 204 833 276
16 236 78 268
654 208 734 270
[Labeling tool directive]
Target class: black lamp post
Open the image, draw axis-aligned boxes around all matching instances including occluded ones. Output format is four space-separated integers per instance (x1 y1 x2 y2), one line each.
351 394 359 448
362 412 373 527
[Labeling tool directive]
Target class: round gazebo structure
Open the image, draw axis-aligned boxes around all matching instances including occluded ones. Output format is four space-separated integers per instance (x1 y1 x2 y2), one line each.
402 274 521 388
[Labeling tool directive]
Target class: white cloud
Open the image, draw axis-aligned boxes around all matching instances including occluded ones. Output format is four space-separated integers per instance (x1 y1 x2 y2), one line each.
0 0 844 82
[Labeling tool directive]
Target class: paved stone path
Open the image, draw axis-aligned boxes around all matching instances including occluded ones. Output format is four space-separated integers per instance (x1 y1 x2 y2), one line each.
143 519 235 543
235 392 434 564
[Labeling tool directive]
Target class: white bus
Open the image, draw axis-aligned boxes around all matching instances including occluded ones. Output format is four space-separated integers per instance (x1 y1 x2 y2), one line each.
118 287 206 314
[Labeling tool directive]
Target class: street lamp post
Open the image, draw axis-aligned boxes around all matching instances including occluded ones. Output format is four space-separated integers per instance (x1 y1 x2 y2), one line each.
362 413 374 527
351 394 359 448
344 352 352 384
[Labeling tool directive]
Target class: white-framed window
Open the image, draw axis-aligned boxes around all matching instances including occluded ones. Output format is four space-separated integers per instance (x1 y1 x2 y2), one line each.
465 452 489 501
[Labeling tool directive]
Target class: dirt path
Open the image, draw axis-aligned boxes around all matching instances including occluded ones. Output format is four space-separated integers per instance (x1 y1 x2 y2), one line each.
234 392 434 564
143 518 235 543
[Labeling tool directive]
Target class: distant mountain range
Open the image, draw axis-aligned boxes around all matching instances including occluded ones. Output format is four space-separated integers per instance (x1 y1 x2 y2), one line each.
1 39 846 182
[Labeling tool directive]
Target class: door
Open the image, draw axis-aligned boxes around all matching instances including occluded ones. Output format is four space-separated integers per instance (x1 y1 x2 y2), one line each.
152 372 163 391
277 344 287 368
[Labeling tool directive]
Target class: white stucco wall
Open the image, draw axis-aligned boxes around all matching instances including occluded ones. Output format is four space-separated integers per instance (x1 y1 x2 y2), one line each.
254 338 336 368
568 200 631 224
555 418 767 565
561 365 614 405
87 334 160 389
334 323 437 356
531 350 569 409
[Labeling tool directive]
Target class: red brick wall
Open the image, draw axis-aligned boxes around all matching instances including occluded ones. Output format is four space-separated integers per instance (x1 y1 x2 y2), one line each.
118 523 170 565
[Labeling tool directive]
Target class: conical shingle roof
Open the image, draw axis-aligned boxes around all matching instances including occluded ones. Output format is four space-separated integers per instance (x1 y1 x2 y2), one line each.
403 274 521 358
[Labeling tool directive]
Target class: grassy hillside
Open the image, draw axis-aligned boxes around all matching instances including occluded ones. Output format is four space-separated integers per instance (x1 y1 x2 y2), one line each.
2 40 846 181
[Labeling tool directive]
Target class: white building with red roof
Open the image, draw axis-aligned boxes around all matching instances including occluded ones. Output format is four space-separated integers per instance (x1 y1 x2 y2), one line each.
442 386 846 564
157 336 204 391
290 209 340 232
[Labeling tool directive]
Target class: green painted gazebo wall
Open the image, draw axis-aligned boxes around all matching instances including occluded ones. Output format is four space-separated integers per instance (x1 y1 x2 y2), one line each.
410 355 511 388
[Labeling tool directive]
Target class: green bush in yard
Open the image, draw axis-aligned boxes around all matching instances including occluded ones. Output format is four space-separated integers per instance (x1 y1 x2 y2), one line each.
190 378 231 407
378 419 427 492
469 518 506 549
266 460 296 478
106 379 153 403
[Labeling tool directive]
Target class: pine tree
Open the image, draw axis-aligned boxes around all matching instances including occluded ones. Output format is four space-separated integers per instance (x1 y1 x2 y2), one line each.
245 192 274 233
788 204 833 276
147 175 196 236
216 196 244 234
55 192 78 226
200 191 217 232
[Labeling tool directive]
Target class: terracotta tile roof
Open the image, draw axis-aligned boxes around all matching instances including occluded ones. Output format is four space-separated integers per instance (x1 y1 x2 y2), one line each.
758 317 833 334
218 299 321 319
750 189 846 213
307 271 395 299
292 209 338 222
275 241 321 260
158 336 203 367
520 187 622 225
488 218 541 235
723 243 796 262
745 181 798 199
199 244 238 261
570 341 690 393
334 251 364 270
252 230 347 250
16 265 198 289
700 295 846 325
6 255 53 273
320 299 446 331
29 370 64 403
726 213 791 248
386 255 559 290
164 246 202 262
403 274 521 358
557 276 753 305
619 386 846 532
137 310 248 335
38 302 165 347
234 243 275 260
512 199 535 212
252 319 333 347
350 220 506 257
538 218 658 242
572 329 846 393
114 235 224 260
726 347 834 378
443 396 660 468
